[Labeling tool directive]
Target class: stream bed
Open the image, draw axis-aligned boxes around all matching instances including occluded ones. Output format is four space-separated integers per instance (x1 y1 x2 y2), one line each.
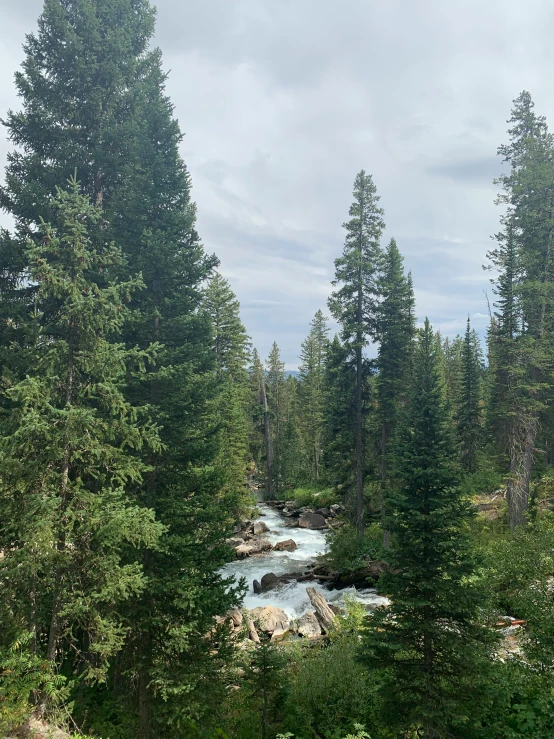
221 504 389 619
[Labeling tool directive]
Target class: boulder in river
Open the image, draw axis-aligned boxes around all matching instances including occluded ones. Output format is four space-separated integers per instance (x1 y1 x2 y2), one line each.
253 521 270 535
260 572 282 592
253 579 262 594
315 507 331 518
296 611 321 638
250 605 289 634
235 538 273 558
298 512 327 530
273 538 297 552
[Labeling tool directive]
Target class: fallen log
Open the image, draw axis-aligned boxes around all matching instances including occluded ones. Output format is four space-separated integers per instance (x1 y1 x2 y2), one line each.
306 587 335 632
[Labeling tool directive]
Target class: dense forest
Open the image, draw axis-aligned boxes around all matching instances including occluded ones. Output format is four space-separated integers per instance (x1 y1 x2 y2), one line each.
2 2 554 739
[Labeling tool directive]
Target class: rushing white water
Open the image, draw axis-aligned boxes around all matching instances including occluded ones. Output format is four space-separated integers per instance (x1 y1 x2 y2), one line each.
221 504 389 619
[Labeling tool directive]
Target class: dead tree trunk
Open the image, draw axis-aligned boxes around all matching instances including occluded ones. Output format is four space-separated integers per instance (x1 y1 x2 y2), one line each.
306 587 335 632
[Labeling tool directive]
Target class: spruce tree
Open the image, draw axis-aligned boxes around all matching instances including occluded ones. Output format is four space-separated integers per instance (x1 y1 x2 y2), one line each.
456 318 484 473
250 349 273 498
0 2 238 733
376 238 415 483
203 272 251 511
490 91 554 528
298 310 330 482
361 319 494 737
0 180 162 688
328 170 385 533
322 335 357 489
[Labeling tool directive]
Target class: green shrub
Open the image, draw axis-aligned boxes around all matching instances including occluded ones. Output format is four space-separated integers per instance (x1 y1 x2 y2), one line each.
0 633 65 736
286 485 339 509
325 522 384 573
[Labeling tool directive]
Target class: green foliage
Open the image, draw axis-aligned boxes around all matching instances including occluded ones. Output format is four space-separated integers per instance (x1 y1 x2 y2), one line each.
0 634 64 735
298 310 330 483
326 522 383 573
329 170 385 533
282 627 377 738
286 485 339 508
0 180 163 690
361 319 496 737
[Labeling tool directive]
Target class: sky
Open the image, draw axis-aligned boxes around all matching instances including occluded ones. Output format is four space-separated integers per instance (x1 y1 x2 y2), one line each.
2 1 554 369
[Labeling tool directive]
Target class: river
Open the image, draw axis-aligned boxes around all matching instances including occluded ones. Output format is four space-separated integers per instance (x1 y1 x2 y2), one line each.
221 504 389 619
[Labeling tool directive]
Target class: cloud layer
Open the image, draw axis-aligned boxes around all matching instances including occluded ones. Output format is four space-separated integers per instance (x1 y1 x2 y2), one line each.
3 0 554 367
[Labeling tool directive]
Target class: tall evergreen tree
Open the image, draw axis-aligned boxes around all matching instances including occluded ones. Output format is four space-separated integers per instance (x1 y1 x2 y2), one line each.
0 180 162 691
456 318 484 473
0 2 238 734
328 170 385 533
376 238 415 483
322 335 357 489
490 91 554 528
265 342 300 495
250 349 273 499
203 272 251 511
361 319 494 737
298 310 330 482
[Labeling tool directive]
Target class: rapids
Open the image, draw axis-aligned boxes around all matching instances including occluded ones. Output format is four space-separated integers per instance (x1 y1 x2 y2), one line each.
221 504 389 619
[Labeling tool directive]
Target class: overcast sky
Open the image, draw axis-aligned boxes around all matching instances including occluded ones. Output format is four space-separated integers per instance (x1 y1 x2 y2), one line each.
2 1 554 368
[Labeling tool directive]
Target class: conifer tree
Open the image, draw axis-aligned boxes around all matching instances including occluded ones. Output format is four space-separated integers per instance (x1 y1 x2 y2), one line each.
0 2 238 733
456 318 484 473
490 91 554 528
298 310 330 482
203 273 251 510
265 342 296 495
361 319 494 737
322 335 357 489
0 180 162 688
328 171 385 533
376 238 415 483
251 349 273 498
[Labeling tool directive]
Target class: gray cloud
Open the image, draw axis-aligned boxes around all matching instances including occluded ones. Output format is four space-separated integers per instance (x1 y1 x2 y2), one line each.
3 0 554 366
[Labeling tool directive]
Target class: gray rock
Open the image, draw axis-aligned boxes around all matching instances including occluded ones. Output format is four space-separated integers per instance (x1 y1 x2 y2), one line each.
298 512 327 530
315 507 331 518
253 579 262 594
253 521 270 535
228 608 243 627
273 538 297 552
252 605 289 634
296 611 322 638
260 572 282 592
235 538 273 557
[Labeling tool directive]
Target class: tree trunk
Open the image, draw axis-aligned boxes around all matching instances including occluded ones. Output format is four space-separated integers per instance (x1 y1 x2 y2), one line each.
507 414 537 529
138 670 151 739
355 339 364 535
306 587 335 632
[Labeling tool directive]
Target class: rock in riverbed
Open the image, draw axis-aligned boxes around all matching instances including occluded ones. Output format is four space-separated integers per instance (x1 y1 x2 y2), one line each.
296 611 322 638
273 538 297 551
298 512 327 530
251 605 289 634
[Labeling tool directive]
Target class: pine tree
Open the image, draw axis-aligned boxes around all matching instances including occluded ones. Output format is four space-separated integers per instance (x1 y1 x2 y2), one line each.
0 180 162 689
456 318 484 473
328 170 385 533
265 342 293 496
360 319 494 737
490 91 554 528
298 310 330 482
376 238 415 483
0 2 238 733
250 349 273 499
203 273 251 511
322 335 356 490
